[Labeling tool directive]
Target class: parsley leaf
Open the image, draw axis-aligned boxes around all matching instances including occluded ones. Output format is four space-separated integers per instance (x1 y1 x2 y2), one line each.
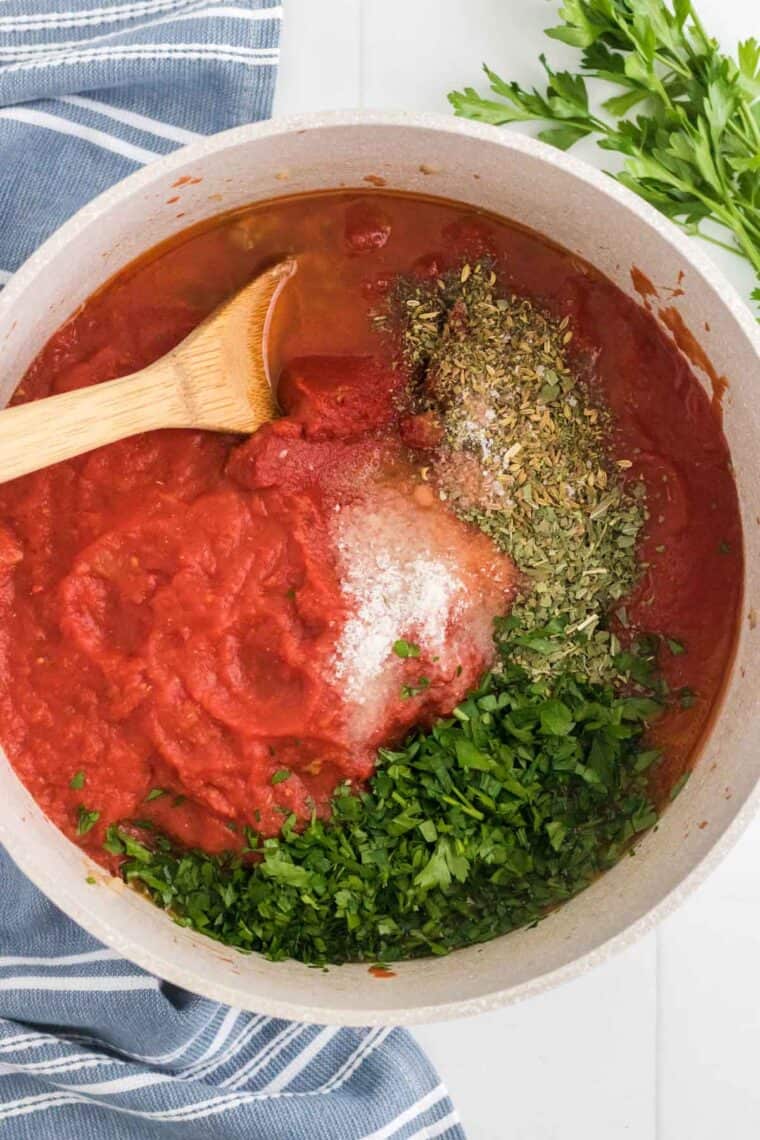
539 699 574 736
76 806 100 836
670 771 691 800
449 2 760 317
401 676 431 699
69 770 85 790
104 825 125 856
455 739 495 770
393 638 422 658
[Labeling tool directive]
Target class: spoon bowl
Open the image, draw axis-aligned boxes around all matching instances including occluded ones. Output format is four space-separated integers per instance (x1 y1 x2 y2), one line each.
0 258 295 484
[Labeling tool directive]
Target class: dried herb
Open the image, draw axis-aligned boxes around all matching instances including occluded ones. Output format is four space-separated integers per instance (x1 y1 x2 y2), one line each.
394 261 646 682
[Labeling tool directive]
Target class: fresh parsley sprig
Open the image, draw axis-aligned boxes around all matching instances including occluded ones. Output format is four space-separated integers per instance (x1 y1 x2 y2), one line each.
449 0 760 314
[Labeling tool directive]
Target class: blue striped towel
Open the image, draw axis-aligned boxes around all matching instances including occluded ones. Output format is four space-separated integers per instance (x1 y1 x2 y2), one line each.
0 3 465 1137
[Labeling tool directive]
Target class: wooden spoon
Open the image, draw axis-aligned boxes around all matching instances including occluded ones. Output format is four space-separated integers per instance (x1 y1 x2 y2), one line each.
0 258 296 484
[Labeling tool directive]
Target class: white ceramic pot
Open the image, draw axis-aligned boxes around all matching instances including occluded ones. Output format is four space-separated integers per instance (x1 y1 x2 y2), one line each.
0 112 758 1027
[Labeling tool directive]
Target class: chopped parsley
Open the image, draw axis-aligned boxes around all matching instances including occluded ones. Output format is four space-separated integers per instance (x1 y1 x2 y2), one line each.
76 806 100 836
111 637 661 966
401 676 431 699
69 770 86 790
104 825 125 855
145 787 166 802
669 772 691 801
393 639 421 659
271 770 291 785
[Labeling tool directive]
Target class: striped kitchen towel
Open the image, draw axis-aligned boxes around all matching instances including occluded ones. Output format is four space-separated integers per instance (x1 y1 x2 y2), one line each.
0 2 465 1137
0 0 281 280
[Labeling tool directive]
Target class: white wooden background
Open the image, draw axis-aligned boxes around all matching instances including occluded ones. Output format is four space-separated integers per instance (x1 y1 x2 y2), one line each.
274 3 760 1137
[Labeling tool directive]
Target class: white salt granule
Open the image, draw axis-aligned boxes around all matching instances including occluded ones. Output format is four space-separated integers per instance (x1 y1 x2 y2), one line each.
332 488 466 736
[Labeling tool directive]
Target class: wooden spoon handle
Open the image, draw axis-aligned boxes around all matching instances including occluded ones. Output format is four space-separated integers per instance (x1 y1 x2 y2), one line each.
0 360 186 483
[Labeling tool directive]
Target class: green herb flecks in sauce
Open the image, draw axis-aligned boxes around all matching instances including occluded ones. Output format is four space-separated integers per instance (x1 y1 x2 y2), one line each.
393 639 422 659
76 806 100 836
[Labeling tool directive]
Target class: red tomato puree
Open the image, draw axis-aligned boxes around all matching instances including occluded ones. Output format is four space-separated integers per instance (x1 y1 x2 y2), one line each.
0 191 742 861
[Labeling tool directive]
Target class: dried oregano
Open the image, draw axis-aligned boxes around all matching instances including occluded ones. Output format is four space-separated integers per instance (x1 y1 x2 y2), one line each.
387 260 647 682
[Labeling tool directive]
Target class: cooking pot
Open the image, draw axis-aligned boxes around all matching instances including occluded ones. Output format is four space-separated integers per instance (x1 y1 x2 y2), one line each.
0 111 758 1026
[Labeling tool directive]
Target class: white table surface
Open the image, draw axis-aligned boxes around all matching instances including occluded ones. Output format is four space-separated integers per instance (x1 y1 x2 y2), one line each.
274 3 760 1137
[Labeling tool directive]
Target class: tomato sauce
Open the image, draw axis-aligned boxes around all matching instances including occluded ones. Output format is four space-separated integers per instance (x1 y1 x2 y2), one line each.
0 191 743 859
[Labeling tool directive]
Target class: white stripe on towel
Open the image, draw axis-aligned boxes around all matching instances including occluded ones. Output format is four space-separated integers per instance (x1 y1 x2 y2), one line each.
0 106 159 163
0 974 159 992
1 46 279 73
0 948 119 969
149 1090 291 1121
0 6 282 55
0 1059 448 1125
58 95 201 143
65 1005 221 1066
64 1071 171 1096
3 1054 112 1076
361 1084 449 1140
0 1024 393 1106
0 1091 83 1123
176 1008 240 1076
0 0 282 31
320 1028 392 1094
176 4 283 19
0 1035 61 1056
0 38 280 57
259 1026 340 1093
222 1022 308 1089
181 1015 267 1081
407 1110 462 1140
0 0 204 32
